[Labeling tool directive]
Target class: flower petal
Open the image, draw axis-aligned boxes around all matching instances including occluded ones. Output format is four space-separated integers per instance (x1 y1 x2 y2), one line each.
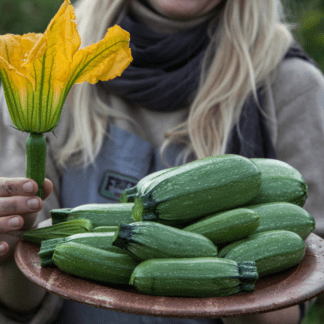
22 0 81 86
69 25 132 86
1 64 65 133
36 79 66 133
0 68 33 131
0 33 42 84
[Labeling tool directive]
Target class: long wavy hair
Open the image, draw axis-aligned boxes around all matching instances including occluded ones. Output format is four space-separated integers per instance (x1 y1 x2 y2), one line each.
56 0 294 168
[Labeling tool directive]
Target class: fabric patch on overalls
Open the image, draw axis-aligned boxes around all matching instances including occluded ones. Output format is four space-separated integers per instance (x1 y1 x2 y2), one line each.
99 171 138 201
60 125 155 208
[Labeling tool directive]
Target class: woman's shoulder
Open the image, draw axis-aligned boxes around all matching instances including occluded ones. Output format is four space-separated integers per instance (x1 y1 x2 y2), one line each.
270 56 324 108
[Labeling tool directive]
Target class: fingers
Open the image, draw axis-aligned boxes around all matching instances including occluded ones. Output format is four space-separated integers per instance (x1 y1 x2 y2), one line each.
0 178 38 197
43 179 53 200
0 235 22 264
0 212 38 234
0 178 54 200
0 212 38 262
0 215 24 261
0 177 53 232
0 178 53 199
0 196 43 217
0 215 49 261
0 177 54 261
0 178 52 223
0 241 9 257
1 215 24 232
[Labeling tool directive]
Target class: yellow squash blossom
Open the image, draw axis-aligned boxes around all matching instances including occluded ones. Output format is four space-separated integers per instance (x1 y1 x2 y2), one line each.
0 0 132 198
0 0 132 133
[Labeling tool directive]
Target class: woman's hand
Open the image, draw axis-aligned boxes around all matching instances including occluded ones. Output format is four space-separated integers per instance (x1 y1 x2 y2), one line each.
0 178 53 262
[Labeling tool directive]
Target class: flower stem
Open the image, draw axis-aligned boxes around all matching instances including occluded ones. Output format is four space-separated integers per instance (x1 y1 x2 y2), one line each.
26 133 47 200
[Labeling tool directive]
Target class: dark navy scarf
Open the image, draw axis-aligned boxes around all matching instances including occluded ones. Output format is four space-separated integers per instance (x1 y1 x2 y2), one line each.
100 12 210 111
100 12 319 159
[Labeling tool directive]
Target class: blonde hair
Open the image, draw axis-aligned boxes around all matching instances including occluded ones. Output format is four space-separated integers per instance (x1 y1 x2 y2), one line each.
56 0 294 168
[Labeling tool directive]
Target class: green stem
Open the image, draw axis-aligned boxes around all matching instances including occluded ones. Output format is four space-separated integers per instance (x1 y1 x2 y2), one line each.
26 133 47 200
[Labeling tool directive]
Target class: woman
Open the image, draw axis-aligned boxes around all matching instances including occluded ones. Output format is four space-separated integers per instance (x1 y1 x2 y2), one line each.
0 0 323 323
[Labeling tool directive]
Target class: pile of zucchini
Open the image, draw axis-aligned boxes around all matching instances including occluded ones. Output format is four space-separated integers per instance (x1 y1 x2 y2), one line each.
23 154 315 298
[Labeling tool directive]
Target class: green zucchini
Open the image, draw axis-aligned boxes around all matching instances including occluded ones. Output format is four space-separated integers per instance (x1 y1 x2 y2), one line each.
245 202 315 239
183 208 260 245
51 203 134 226
26 133 47 199
22 219 92 244
50 208 72 225
119 168 174 203
112 221 218 260
132 154 262 225
219 230 307 277
53 242 139 285
246 159 308 207
129 258 258 297
93 226 118 233
39 231 128 267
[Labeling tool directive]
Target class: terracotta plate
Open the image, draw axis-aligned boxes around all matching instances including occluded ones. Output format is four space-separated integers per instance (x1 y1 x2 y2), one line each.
14 233 324 318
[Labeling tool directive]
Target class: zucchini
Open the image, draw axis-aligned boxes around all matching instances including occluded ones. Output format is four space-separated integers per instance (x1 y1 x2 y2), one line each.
53 242 139 285
112 222 218 260
245 202 315 239
39 232 128 267
246 159 308 207
51 203 134 226
132 154 262 225
119 168 174 203
50 208 72 225
93 226 118 233
183 208 260 245
129 258 258 297
22 219 92 244
26 133 47 199
219 230 307 277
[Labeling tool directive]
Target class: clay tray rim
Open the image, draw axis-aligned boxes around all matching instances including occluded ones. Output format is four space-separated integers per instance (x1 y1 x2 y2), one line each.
14 233 324 318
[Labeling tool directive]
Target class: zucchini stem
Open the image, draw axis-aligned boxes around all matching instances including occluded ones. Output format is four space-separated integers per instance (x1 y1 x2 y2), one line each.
26 133 47 200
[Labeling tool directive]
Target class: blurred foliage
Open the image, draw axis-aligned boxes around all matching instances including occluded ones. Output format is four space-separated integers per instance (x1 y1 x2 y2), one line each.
0 0 76 35
284 0 324 71
0 0 323 72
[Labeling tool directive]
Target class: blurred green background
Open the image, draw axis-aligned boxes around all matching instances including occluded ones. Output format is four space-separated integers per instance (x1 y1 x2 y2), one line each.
0 0 323 71
284 0 324 71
